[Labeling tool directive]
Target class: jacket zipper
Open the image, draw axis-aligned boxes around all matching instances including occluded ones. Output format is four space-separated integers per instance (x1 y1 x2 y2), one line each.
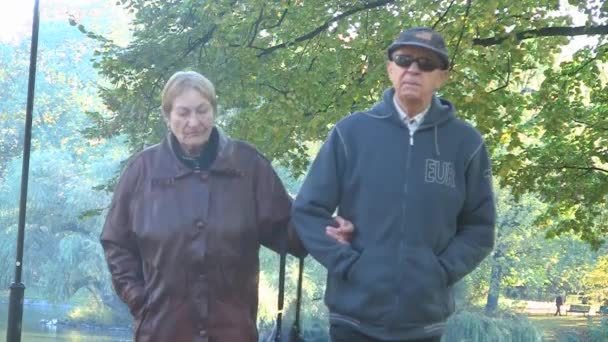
392 134 414 325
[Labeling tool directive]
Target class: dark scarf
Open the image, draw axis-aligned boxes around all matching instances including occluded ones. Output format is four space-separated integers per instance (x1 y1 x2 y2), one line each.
170 127 219 172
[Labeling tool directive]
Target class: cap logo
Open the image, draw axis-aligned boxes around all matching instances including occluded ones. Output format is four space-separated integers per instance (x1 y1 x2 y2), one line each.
415 31 433 41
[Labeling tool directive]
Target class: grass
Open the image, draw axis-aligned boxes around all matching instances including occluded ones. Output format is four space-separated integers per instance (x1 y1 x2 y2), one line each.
529 315 602 341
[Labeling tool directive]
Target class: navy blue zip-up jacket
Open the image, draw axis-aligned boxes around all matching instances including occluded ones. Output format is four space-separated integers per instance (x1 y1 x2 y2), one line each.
292 88 496 340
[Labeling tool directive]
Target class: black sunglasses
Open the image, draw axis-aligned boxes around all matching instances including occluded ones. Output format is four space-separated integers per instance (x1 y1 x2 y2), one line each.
390 54 443 72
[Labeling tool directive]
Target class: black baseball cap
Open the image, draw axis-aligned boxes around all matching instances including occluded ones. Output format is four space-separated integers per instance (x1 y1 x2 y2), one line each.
387 27 449 69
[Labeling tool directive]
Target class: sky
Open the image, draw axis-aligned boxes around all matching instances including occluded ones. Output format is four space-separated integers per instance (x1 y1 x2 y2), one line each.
0 1 601 52
0 0 35 43
0 0 127 44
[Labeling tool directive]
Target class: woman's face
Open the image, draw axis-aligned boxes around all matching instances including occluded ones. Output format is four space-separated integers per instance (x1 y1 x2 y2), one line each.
168 88 215 155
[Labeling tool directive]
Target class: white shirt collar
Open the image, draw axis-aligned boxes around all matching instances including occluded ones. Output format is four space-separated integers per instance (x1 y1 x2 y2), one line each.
393 95 430 132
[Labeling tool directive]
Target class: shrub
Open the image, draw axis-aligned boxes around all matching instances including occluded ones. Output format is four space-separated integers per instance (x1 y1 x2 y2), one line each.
443 310 542 342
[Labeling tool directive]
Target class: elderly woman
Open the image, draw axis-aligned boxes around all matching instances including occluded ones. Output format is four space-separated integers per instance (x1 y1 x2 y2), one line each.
101 71 353 342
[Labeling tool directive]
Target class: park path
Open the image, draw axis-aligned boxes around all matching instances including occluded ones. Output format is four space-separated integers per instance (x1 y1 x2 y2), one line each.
529 315 598 341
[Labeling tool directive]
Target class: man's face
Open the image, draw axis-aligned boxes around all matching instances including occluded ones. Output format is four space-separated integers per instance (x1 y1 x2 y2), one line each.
387 46 448 105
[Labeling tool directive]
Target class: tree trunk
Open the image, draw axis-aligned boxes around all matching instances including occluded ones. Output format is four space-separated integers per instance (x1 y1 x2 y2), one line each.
485 250 503 316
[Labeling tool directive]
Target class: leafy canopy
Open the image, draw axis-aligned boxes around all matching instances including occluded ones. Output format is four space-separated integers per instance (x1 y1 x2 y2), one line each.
78 0 608 245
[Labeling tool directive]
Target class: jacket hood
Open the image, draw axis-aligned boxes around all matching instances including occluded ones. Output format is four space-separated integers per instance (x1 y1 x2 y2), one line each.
366 88 456 156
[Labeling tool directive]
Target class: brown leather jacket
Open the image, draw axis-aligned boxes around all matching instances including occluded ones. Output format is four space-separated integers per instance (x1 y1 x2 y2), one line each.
101 132 305 342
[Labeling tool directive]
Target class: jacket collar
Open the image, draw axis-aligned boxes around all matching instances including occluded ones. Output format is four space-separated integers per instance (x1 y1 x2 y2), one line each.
161 128 243 178
367 88 455 131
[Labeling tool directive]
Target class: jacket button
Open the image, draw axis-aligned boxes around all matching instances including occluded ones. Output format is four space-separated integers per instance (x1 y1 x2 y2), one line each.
195 220 205 229
199 329 207 337
200 173 209 181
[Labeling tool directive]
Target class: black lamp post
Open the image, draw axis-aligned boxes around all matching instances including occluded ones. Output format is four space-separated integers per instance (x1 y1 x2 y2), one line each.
6 0 41 341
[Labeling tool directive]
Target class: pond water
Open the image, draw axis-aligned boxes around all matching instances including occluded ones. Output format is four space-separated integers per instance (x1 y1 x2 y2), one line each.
0 301 132 342
0 300 326 341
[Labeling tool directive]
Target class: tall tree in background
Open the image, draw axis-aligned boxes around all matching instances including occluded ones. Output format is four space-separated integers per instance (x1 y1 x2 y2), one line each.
77 0 607 245
482 188 598 316
0 15 130 319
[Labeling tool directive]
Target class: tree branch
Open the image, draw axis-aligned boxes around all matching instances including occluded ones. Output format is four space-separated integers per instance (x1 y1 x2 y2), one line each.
572 118 608 131
569 55 600 75
257 0 395 57
184 26 217 58
473 25 608 46
247 6 265 48
261 82 290 97
489 53 512 93
448 0 471 70
263 1 290 30
545 164 608 174
432 0 456 30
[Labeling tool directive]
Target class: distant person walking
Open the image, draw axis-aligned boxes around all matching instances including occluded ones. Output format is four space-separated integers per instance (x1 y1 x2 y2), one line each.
554 295 563 316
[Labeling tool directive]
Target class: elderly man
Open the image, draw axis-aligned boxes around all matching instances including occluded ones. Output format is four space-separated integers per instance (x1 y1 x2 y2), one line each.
293 27 496 342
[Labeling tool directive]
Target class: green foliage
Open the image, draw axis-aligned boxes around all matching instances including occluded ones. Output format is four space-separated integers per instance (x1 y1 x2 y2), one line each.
492 188 549 290
585 255 608 302
79 0 608 245
0 6 130 318
443 310 543 342
66 288 122 326
463 187 602 315
0 147 125 303
501 43 608 248
0 21 107 172
0 228 18 287
274 164 304 195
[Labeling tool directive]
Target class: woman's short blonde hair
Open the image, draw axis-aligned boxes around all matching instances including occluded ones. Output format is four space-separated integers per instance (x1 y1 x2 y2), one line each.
161 71 217 120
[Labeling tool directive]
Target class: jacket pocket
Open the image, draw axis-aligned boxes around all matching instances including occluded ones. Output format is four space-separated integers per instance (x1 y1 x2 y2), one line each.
396 247 449 325
326 247 396 323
